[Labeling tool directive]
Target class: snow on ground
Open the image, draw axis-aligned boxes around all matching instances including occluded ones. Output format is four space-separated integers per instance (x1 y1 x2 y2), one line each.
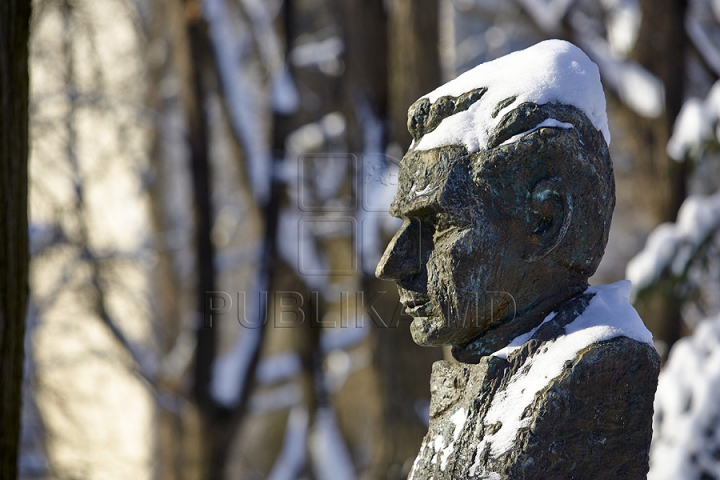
626 189 720 295
481 281 652 457
649 315 720 480
414 39 609 152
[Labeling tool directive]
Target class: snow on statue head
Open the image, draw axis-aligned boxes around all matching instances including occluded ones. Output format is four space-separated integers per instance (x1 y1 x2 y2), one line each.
377 39 616 357
376 40 659 480
409 39 611 152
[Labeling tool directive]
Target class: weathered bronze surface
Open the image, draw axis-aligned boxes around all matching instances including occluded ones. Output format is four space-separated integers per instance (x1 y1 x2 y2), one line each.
376 72 660 478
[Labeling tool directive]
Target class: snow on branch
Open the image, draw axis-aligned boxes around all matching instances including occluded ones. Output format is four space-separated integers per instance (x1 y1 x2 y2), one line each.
309 407 356 480
573 30 665 118
686 0 720 78
649 314 720 479
517 0 575 33
204 0 272 202
600 0 641 57
626 189 720 296
267 406 309 480
210 286 267 406
238 0 299 113
290 35 344 72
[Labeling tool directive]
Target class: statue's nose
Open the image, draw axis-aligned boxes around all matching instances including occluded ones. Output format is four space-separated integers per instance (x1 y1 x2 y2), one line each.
375 219 423 281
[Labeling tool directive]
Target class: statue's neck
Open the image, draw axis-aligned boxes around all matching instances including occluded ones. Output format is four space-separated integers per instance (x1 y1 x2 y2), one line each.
452 283 589 364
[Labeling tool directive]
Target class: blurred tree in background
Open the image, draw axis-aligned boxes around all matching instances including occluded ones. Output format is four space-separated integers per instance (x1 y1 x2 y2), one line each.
1 0 31 478
16 0 720 479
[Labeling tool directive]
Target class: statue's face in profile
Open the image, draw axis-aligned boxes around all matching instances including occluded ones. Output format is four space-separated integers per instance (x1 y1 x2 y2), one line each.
376 146 518 347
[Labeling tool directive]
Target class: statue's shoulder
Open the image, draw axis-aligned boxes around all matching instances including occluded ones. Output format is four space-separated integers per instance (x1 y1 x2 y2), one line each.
539 334 661 423
506 335 660 480
520 281 661 387
573 334 661 373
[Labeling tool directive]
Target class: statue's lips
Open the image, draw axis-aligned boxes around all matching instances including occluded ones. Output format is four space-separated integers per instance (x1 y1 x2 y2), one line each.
405 303 432 317
400 291 432 317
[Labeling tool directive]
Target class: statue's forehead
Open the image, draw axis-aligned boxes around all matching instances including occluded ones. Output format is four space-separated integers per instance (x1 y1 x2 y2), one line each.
390 148 470 216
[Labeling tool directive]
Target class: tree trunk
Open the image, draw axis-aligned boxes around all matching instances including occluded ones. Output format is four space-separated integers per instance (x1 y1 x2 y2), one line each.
385 2 446 477
0 0 31 477
336 0 444 476
388 0 442 150
627 0 687 357
143 1 196 477
630 0 687 223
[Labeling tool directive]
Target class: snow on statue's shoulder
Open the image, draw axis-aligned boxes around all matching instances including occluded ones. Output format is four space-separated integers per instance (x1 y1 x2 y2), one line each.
479 281 653 458
572 280 654 345
415 39 610 152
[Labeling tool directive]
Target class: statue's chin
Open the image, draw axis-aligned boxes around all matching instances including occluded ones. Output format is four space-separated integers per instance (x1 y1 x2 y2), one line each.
410 315 491 348
409 316 454 347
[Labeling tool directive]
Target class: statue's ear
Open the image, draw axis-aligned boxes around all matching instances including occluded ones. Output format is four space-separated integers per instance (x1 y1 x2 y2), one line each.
524 178 572 262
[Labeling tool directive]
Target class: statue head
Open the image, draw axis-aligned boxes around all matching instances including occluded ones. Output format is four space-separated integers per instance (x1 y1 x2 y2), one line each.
375 40 615 358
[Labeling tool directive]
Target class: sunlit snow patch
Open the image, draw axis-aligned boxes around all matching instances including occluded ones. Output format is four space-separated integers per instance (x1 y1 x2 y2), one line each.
414 39 609 152
479 280 653 458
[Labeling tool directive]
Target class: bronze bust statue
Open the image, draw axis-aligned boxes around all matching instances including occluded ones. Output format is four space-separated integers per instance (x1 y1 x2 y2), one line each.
376 40 660 479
